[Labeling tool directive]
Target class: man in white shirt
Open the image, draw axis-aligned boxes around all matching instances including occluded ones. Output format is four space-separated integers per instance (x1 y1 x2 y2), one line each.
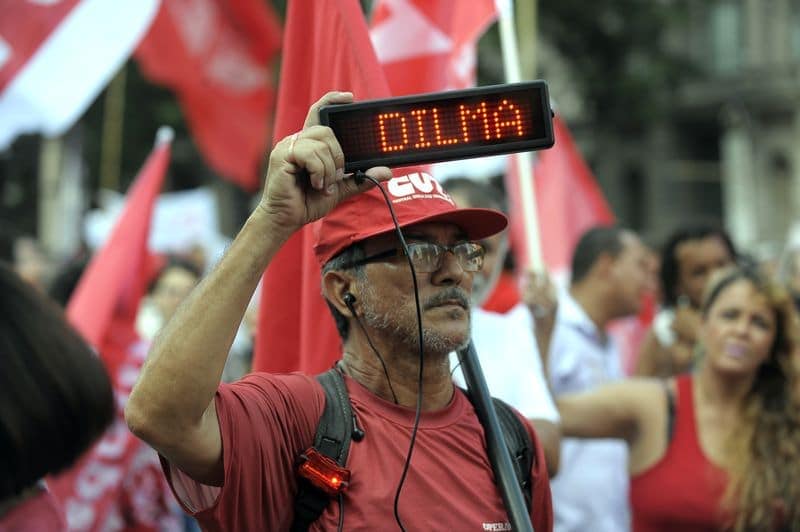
446 177 561 476
547 225 652 532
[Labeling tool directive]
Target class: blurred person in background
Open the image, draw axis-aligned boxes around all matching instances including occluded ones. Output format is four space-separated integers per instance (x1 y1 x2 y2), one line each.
135 253 253 382
553 266 800 531
0 228 52 291
636 225 736 378
446 176 561 476
47 254 187 531
48 255 90 307
0 263 114 530
136 256 202 341
547 225 653 532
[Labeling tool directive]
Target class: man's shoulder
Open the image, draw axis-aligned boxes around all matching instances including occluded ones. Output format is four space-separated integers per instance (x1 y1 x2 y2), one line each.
230 370 320 388
220 371 325 410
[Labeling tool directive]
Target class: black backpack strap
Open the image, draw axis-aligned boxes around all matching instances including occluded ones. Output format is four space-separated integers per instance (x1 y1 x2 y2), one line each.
490 397 534 510
460 389 534 510
291 368 355 532
312 368 354 461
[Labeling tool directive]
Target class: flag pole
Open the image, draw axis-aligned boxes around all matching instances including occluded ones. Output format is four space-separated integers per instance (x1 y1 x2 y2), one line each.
497 0 543 272
458 341 535 532
99 65 127 192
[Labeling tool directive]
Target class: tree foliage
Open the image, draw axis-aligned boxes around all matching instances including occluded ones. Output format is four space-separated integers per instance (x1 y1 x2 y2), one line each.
537 0 694 132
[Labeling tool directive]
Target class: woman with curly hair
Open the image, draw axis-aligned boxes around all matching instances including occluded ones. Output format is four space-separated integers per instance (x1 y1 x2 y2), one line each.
553 267 800 530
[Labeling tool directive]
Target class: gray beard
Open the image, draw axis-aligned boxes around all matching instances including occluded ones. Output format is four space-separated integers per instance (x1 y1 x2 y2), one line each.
360 286 471 358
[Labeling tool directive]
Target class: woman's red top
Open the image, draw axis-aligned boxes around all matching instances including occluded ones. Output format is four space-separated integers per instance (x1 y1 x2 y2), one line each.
630 374 729 531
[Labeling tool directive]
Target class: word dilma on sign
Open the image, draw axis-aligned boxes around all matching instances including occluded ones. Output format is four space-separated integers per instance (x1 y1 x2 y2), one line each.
319 82 554 171
378 99 526 153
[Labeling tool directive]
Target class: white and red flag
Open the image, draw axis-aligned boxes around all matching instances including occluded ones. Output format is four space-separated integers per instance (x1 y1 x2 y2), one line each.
252 0 392 374
370 0 497 95
135 0 282 190
0 0 160 149
48 130 178 531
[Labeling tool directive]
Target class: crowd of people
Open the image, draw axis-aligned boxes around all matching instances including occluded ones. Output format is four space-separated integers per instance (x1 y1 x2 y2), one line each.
3 93 800 531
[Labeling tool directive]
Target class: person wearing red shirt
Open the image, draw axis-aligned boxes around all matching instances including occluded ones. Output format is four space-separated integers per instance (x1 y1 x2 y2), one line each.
551 266 800 531
126 92 554 531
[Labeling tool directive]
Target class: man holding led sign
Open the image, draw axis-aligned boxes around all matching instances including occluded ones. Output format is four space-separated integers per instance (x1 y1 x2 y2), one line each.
377 98 527 152
126 91 554 531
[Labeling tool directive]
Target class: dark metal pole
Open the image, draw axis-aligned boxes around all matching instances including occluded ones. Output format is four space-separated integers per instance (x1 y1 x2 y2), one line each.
458 340 534 532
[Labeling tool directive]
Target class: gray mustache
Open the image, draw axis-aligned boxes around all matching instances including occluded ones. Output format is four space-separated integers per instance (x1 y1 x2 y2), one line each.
424 288 470 310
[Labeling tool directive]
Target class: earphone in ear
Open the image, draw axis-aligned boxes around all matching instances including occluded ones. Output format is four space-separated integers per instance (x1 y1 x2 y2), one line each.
343 292 357 308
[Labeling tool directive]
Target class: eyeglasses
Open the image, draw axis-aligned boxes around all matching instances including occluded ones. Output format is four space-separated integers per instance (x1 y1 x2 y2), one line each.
344 241 485 273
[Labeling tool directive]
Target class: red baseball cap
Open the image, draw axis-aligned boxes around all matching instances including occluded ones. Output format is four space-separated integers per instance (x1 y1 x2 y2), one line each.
313 170 508 266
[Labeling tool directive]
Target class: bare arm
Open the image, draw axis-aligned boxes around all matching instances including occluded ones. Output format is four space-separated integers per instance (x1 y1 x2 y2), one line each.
533 314 555 377
520 272 561 476
634 328 667 377
125 92 392 486
530 418 561 477
636 328 695 378
522 270 558 378
556 379 658 444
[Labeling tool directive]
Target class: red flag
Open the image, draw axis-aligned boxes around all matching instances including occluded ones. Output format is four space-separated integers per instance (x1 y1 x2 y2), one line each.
135 0 282 190
49 131 174 531
370 0 497 94
506 115 615 276
253 0 392 374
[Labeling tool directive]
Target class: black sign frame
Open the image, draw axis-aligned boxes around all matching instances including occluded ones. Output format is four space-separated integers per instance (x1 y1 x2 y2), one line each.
319 81 555 171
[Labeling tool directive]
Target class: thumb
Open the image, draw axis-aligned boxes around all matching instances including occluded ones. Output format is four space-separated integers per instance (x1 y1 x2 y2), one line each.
364 166 394 182
333 166 393 202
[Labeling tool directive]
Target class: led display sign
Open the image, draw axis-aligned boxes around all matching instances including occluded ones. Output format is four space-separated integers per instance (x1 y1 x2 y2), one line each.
319 82 554 171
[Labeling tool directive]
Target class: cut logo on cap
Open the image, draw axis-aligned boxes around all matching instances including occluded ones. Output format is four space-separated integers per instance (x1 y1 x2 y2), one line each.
386 172 454 205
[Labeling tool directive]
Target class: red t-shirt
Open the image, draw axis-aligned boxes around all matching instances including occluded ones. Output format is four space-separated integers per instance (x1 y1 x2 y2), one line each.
0 487 66 532
163 372 553 531
630 375 729 531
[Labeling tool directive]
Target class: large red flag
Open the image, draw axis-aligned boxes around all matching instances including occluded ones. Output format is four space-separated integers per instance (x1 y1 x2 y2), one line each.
370 0 497 95
135 0 281 190
49 131 176 531
505 115 615 276
253 0 392 374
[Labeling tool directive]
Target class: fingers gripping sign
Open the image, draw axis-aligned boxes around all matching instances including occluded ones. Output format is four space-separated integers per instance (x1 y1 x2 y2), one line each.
261 92 393 233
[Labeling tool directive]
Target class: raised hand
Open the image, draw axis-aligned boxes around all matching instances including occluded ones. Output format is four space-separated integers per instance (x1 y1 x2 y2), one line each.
259 91 393 235
523 269 558 328
522 269 559 372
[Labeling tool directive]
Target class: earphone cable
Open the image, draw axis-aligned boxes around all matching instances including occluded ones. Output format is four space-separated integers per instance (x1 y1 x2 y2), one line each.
350 315 399 404
355 172 425 532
